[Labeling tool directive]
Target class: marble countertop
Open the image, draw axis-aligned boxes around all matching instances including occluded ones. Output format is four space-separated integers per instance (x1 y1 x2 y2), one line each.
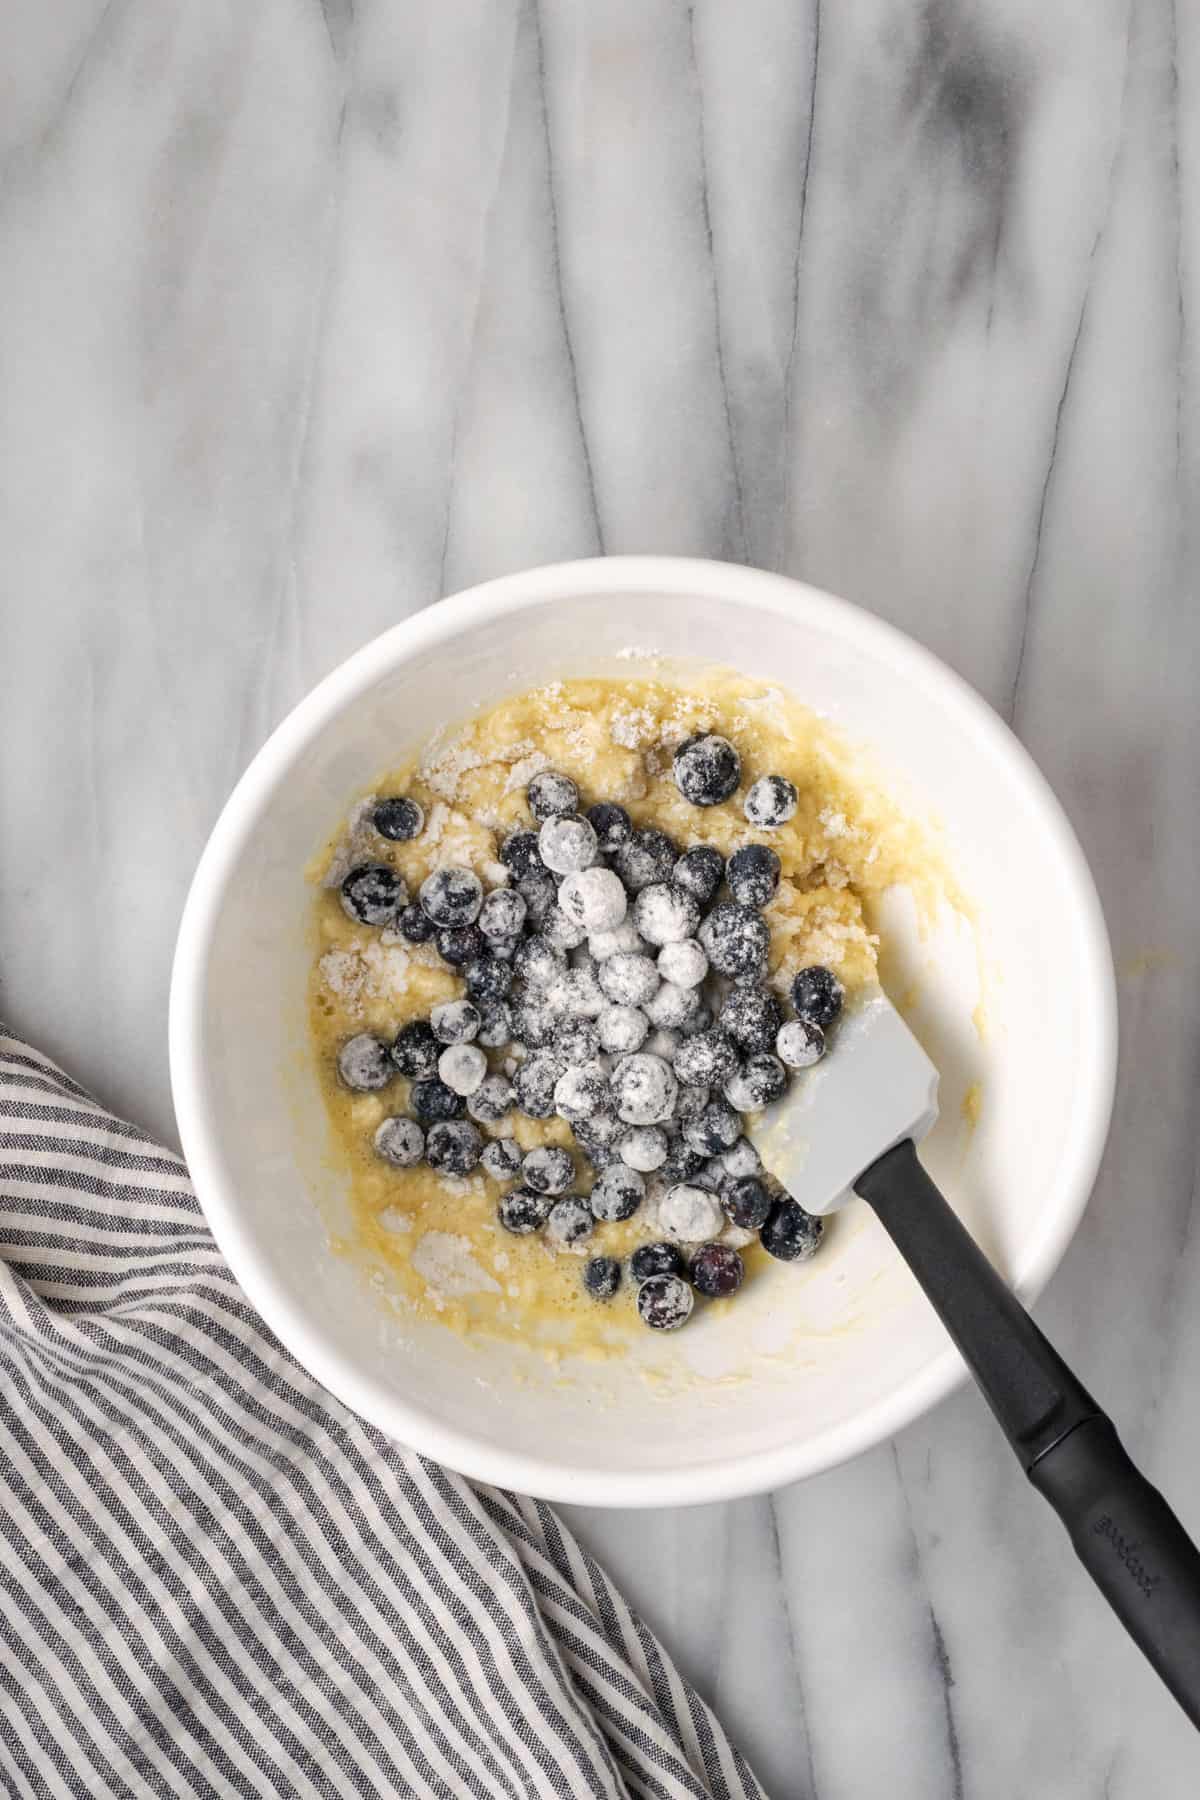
2 1 1198 1793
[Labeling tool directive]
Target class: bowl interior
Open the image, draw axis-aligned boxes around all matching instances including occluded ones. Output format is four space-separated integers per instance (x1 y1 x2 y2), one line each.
172 565 1114 1505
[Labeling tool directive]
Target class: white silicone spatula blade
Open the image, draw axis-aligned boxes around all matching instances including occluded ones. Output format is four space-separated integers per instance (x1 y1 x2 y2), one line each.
751 990 940 1216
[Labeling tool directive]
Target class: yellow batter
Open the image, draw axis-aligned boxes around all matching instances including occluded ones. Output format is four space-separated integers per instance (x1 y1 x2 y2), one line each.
308 669 937 1353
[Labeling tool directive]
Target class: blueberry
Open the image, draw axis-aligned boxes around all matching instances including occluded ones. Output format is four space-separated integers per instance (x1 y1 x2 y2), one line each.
744 775 798 829
464 955 513 1003
518 871 559 926
528 769 579 820
396 902 435 944
467 1075 515 1125
555 1017 600 1064
589 1162 645 1222
636 1273 694 1330
425 1119 482 1175
340 864 406 927
554 1060 611 1123
575 1094 626 1152
410 1078 465 1124
790 965 844 1029
720 1136 762 1179
690 1243 746 1299
546 1198 594 1250
558 867 628 934
373 1115 425 1168
679 1002 714 1038
683 1100 741 1156
633 883 701 947
673 845 724 905
588 917 644 961
543 905 589 952
658 1140 706 1184
373 796 424 841
588 802 633 854
597 952 660 1008
581 1145 620 1174
724 1054 788 1113
676 1082 710 1122
699 902 770 978
512 995 560 1049
480 1136 522 1180
521 1145 575 1196
583 1256 621 1300
514 935 567 987
391 1019 439 1079
719 983 784 1054
420 866 483 928
672 734 740 807
657 938 708 988
579 1146 621 1175
658 1182 725 1242
644 1028 682 1064
476 1001 513 1049
336 1033 395 1091
499 1187 554 1234
478 888 527 940
438 1043 487 1097
548 965 606 1020
437 925 485 968
643 981 700 1031
722 1176 772 1230
597 1005 649 1056
571 944 600 977
630 1241 685 1283
777 1018 825 1069
610 1053 678 1126
614 828 679 893
760 1197 824 1262
673 1029 739 1088
500 831 545 880
539 814 599 875
513 1054 562 1118
726 844 781 909
430 999 481 1044
619 1126 668 1172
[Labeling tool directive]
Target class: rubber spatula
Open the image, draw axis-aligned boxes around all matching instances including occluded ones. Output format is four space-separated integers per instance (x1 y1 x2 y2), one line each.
752 989 1200 1729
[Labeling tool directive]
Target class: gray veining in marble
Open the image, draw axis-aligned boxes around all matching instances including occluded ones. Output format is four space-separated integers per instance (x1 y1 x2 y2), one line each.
2 1 1199 1793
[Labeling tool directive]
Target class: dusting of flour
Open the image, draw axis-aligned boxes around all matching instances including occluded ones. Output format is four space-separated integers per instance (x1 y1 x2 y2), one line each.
412 1232 501 1305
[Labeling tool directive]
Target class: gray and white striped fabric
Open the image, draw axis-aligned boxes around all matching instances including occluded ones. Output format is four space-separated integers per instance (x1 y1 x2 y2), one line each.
0 1028 763 1800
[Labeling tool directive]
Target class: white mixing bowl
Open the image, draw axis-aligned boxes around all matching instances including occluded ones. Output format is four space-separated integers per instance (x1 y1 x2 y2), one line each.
169 557 1117 1507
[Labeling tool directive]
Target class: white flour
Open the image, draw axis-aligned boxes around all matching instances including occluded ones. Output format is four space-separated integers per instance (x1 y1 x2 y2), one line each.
412 1231 501 1302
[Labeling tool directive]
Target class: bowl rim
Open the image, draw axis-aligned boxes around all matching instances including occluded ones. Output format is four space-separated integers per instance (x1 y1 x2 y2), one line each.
169 555 1118 1508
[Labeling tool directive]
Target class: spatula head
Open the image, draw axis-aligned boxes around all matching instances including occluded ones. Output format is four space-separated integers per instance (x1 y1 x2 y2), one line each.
751 989 939 1216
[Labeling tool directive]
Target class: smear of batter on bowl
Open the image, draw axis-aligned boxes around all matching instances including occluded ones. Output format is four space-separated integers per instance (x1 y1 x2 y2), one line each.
307 667 954 1357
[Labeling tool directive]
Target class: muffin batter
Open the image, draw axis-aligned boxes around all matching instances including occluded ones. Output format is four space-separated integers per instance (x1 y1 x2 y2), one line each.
308 668 937 1353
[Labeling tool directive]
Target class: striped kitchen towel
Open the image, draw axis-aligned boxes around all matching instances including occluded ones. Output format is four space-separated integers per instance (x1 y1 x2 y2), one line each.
0 1028 762 1800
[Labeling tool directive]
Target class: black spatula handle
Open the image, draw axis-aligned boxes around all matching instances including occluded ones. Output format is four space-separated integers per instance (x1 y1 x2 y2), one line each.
855 1140 1200 1730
